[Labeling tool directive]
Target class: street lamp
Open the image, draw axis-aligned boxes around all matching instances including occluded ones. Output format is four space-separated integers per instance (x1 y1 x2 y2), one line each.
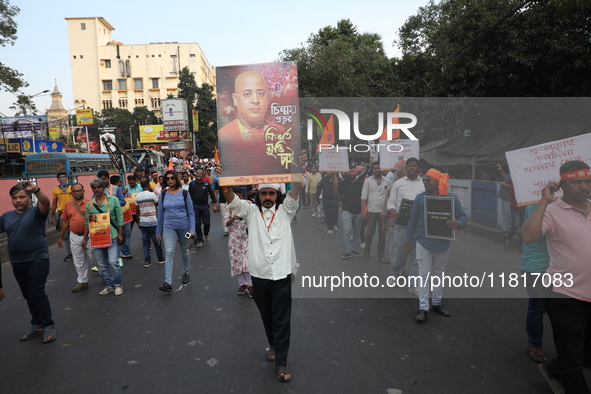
27 90 50 153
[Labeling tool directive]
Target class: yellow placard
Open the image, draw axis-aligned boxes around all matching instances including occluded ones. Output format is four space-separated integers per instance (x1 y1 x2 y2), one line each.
89 212 112 249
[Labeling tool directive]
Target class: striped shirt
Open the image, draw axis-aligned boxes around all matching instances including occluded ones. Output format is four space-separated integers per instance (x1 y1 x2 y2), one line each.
136 190 158 227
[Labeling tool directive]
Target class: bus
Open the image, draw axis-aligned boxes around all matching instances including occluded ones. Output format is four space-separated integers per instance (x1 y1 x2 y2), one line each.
23 152 116 179
127 149 167 173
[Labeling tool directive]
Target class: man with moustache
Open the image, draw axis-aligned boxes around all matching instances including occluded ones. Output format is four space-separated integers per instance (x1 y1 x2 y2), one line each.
57 183 93 292
338 165 364 259
50 171 73 262
218 70 293 176
361 162 392 262
188 169 218 248
521 160 591 393
0 180 56 343
218 166 300 383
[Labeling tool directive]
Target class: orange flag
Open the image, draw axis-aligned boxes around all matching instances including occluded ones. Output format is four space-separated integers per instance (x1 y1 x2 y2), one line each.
214 146 220 163
379 104 400 140
316 115 335 152
167 158 174 171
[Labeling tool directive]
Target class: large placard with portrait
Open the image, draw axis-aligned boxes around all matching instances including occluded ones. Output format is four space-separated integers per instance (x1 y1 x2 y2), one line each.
216 62 302 186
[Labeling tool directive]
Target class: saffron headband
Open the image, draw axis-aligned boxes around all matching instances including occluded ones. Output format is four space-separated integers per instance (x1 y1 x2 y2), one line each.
560 169 591 181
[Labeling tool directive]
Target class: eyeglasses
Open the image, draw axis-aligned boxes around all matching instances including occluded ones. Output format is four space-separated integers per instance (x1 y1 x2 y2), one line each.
165 176 176 180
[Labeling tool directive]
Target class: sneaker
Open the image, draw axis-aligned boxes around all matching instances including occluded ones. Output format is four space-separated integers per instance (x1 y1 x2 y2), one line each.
63 253 73 262
504 240 511 250
114 286 123 296
72 283 88 292
237 285 248 295
351 251 361 257
159 282 172 292
246 286 253 298
333 225 339 232
99 286 115 295
223 231 229 236
121 254 133 259
341 252 352 259
311 213 317 217
359 242 366 249
539 363 564 394
327 229 334 235
205 235 211 242
197 241 204 248
118 258 124 267
144 262 152 268
91 266 99 272
433 304 451 317
416 310 428 322
158 260 165 265
182 273 190 285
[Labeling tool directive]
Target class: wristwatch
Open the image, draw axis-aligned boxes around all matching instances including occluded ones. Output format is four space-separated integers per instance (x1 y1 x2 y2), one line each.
33 187 41 193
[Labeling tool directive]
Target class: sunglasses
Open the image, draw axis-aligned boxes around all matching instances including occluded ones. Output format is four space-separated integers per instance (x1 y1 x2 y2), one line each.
165 176 176 180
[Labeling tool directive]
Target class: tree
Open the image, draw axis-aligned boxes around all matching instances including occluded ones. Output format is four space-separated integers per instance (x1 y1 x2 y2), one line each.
96 108 135 149
194 83 217 158
280 19 394 97
9 94 37 116
0 0 27 92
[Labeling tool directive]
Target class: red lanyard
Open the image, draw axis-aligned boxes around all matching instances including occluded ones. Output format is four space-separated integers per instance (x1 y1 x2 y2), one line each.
260 210 276 232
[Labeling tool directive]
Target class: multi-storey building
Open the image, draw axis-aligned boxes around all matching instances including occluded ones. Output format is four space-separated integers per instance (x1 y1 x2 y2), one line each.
65 17 215 118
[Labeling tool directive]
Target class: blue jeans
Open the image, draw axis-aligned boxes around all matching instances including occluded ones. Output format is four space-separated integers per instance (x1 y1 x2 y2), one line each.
12 259 54 328
94 239 122 288
163 227 191 285
120 222 132 256
523 271 545 348
194 204 211 242
342 210 360 254
390 225 418 288
140 225 164 263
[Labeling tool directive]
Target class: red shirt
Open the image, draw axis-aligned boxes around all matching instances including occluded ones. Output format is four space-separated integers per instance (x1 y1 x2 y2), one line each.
62 198 90 235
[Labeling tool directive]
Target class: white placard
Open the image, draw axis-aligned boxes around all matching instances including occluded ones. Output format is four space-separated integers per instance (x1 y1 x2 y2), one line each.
505 133 591 206
319 147 349 172
379 140 420 170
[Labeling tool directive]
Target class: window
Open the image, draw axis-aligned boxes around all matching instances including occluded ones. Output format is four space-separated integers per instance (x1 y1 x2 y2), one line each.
134 78 143 90
118 79 127 90
81 23 86 30
151 78 159 89
102 80 113 91
80 55 84 59
190 54 196 57
134 98 145 106
119 99 128 108
102 100 113 109
104 59 111 68
151 97 161 108
73 55 76 59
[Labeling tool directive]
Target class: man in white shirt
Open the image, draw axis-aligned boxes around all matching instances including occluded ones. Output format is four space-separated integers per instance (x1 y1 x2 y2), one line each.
386 158 424 295
221 178 300 383
361 163 392 262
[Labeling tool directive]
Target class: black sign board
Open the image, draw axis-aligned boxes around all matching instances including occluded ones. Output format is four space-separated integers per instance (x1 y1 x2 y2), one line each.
424 196 455 240
395 198 414 227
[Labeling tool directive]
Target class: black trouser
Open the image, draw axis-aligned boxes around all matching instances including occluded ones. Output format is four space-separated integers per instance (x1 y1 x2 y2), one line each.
193 204 211 241
12 259 54 328
252 275 292 367
365 212 386 259
543 296 591 393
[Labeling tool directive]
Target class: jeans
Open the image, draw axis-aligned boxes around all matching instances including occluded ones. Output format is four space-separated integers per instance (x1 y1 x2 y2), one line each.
12 259 54 328
523 271 546 348
55 212 71 255
543 296 591 393
390 225 418 288
140 225 164 263
94 238 122 288
162 227 191 285
342 210 361 254
364 212 386 259
194 204 211 241
322 198 339 230
416 242 450 311
120 221 132 256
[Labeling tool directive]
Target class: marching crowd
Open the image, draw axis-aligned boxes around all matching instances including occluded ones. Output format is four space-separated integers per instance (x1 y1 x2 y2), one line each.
0 157 589 390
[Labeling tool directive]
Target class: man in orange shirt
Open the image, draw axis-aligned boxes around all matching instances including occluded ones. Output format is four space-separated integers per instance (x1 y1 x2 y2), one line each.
50 171 73 262
57 183 93 292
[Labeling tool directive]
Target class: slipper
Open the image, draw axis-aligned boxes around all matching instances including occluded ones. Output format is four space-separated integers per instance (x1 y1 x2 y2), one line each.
275 366 291 382
20 328 43 341
379 257 388 264
527 346 548 363
43 326 57 344
363 252 369 260
266 348 276 361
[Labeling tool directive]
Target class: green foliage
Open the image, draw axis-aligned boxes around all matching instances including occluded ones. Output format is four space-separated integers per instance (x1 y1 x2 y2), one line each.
0 0 26 93
55 134 86 152
194 83 217 158
9 94 37 116
96 108 135 149
280 19 394 97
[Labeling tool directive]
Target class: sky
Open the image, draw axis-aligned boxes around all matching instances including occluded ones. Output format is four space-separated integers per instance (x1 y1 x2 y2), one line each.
0 0 430 117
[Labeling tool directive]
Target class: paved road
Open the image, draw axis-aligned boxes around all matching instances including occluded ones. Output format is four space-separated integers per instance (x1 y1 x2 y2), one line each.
0 208 589 393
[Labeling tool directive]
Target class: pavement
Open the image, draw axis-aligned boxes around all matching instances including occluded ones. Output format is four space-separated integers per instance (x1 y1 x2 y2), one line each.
0 208 589 393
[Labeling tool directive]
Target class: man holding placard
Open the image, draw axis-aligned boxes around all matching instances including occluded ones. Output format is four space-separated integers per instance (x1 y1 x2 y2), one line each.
386 158 424 295
406 169 467 323
521 160 591 393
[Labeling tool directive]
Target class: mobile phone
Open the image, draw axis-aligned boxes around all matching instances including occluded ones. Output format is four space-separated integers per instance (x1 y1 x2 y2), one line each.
185 232 193 239
549 185 560 193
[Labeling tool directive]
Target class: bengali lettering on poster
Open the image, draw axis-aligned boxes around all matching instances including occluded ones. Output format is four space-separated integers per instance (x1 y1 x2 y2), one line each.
88 212 112 249
216 61 302 186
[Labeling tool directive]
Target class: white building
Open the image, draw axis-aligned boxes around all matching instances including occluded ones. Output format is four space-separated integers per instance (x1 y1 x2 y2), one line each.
65 17 215 118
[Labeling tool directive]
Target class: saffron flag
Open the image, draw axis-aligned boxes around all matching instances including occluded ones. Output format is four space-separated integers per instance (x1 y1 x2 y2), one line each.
167 158 174 171
316 115 335 152
379 104 400 140
214 146 220 163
